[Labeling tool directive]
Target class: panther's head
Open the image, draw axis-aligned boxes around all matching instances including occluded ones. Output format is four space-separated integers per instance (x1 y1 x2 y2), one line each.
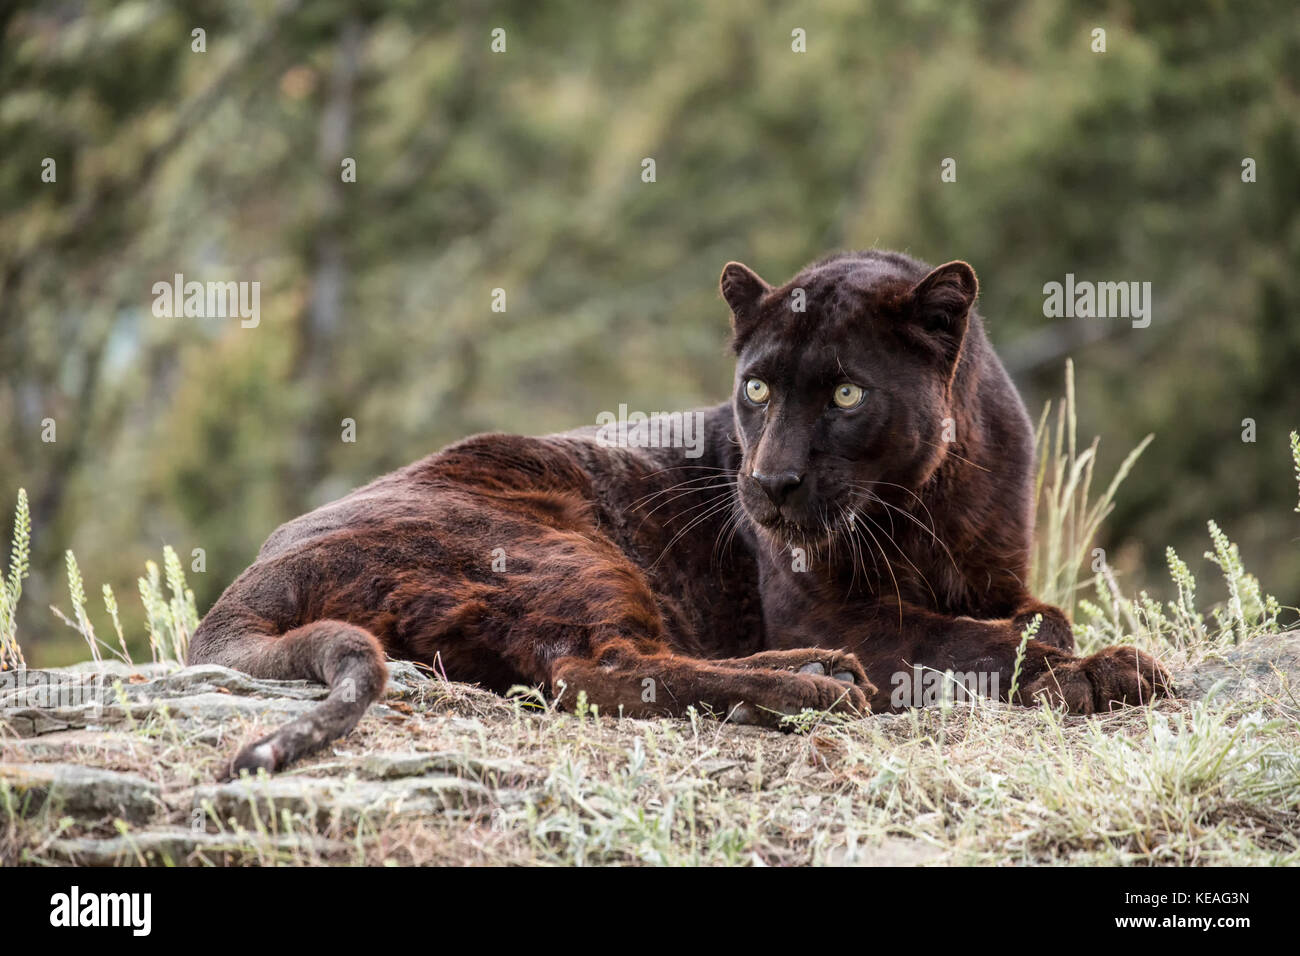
720 251 978 549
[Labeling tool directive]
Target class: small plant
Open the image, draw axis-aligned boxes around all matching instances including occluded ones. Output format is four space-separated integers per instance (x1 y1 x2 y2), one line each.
1008 613 1041 703
1075 514 1285 657
1164 546 1207 645
3 485 198 667
50 549 110 662
1205 520 1281 645
102 584 129 662
49 545 198 666
0 488 31 670
139 547 199 664
1291 431 1300 513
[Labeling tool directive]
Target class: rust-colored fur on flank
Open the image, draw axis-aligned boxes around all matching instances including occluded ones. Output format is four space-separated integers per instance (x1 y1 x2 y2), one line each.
191 250 1170 775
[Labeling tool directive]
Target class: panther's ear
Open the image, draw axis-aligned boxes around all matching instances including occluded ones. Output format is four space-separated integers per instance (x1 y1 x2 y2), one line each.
904 260 977 370
720 261 770 334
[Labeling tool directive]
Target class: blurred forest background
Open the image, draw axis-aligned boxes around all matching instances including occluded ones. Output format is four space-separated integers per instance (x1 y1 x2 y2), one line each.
2 0 1297 665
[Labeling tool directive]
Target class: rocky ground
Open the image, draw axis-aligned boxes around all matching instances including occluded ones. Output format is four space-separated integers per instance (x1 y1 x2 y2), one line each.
2 634 1298 866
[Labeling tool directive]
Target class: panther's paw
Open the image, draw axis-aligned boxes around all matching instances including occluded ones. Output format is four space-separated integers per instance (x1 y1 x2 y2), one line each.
1022 645 1173 713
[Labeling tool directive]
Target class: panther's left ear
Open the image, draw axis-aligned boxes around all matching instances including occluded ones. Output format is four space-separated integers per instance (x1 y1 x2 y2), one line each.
904 260 977 370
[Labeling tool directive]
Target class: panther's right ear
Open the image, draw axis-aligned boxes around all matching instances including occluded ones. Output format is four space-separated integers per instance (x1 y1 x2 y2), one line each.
720 261 770 334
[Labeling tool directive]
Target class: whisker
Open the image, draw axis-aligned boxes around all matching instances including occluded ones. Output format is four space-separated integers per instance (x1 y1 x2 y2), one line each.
917 438 991 473
857 508 939 606
844 504 882 594
717 498 751 568
629 472 736 510
845 479 941 533
836 504 863 598
709 498 746 571
631 487 736 545
637 463 737 481
651 492 739 569
632 477 737 520
854 515 903 626
860 489 960 575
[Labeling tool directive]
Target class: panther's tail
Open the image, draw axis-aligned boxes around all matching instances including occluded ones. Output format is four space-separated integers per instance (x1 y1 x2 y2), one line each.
188 616 388 777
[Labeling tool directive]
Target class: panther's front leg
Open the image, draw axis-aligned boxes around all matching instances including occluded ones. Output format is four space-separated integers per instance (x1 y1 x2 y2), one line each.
825 599 1172 714
1010 598 1075 652
551 639 870 728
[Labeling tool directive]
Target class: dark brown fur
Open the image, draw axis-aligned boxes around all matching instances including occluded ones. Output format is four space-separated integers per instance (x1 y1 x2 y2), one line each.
191 250 1171 775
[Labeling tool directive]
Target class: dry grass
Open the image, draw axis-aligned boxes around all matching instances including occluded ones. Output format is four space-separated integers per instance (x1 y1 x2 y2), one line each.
2 635 1298 866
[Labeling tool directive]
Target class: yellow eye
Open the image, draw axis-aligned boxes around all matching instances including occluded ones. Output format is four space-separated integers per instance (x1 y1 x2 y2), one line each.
744 378 770 404
832 383 865 408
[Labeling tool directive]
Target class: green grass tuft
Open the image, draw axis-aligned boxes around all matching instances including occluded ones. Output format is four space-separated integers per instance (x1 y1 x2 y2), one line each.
0 488 31 670
3 486 196 668
1030 359 1153 617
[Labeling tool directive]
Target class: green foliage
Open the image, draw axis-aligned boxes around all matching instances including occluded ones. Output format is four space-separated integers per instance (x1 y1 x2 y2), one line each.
49 544 197 666
102 583 129 663
1076 521 1283 657
0 489 31 669
1008 613 1041 705
1 484 195 667
52 549 99 661
1291 431 1300 513
1204 520 1281 646
139 548 199 665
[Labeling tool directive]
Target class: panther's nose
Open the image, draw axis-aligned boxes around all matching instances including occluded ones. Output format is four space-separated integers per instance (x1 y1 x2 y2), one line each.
752 470 804 506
